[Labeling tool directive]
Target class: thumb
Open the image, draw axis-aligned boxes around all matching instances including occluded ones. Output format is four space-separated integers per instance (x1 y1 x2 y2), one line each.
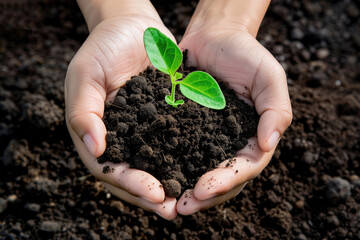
65 57 107 157
252 56 292 152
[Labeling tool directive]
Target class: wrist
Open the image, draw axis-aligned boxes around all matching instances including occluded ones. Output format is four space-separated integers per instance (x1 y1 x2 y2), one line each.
187 0 270 37
77 0 161 32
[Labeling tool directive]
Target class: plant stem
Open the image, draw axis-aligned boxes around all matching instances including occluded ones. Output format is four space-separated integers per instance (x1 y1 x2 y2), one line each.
170 74 176 102
170 74 182 103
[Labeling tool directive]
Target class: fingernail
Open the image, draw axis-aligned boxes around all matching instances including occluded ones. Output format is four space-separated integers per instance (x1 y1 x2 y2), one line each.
268 131 280 151
83 133 96 156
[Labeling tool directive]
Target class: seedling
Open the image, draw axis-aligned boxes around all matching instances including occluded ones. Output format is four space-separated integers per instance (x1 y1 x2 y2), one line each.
144 28 226 109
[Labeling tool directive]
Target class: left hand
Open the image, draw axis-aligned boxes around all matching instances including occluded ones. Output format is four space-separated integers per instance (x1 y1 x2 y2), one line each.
176 24 292 215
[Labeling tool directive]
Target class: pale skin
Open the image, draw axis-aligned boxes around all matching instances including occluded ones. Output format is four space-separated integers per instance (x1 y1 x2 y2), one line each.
65 0 292 220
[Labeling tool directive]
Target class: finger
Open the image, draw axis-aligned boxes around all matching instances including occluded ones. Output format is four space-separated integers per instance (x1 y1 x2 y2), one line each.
251 55 292 152
193 137 274 200
67 120 166 203
65 55 107 157
177 183 246 215
103 182 177 220
97 162 166 203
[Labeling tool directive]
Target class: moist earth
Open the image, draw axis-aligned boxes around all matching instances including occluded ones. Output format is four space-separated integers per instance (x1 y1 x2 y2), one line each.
0 0 359 239
98 63 258 197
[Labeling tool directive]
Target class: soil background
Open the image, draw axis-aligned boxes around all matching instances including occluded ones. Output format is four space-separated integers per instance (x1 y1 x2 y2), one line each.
0 0 359 239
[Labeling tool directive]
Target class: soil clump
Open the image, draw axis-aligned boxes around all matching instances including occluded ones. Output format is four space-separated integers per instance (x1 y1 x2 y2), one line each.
99 63 259 197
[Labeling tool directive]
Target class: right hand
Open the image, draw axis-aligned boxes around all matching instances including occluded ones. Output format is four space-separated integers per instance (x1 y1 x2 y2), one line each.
64 14 178 220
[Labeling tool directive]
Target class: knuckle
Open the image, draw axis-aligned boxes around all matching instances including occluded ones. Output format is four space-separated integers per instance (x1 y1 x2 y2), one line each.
273 63 287 81
282 106 293 127
68 56 87 75
67 111 80 130
261 55 286 80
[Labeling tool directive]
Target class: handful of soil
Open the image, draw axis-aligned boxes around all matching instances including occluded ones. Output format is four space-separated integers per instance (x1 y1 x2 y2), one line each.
98 64 259 197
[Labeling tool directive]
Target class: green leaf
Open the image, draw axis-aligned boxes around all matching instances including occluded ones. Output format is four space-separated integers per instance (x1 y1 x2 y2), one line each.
179 71 226 109
175 72 183 80
144 28 182 76
175 99 185 105
165 95 184 108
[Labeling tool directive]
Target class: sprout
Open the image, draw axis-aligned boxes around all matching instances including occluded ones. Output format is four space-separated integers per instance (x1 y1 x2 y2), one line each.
144 27 226 110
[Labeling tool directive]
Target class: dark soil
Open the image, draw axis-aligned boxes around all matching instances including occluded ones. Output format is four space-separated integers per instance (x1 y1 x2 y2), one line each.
1 0 359 239
98 63 258 197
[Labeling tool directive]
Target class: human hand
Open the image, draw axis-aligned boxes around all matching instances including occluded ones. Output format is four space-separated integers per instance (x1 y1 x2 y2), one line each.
176 17 292 214
65 1 178 220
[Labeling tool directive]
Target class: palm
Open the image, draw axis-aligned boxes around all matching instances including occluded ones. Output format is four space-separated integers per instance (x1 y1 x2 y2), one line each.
79 17 175 100
180 30 266 101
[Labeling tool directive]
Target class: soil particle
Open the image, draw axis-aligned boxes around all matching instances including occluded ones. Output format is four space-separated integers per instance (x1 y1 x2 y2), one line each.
39 221 61 234
24 203 41 214
77 222 90 232
140 145 154 158
138 102 157 122
290 27 305 40
133 155 150 171
7 195 17 203
0 198 7 213
89 230 100 240
0 99 20 122
326 177 351 202
262 208 292 233
352 179 360 190
21 93 64 129
234 139 246 150
113 96 127 107
2 139 33 167
129 94 142 104
337 95 360 116
316 48 330 59
117 122 129 135
327 215 340 227
296 234 307 240
26 177 58 199
224 115 242 136
110 200 125 213
301 151 318 165
161 179 182 198
0 122 12 139
128 76 147 90
295 200 305 209
102 165 114 174
226 158 237 167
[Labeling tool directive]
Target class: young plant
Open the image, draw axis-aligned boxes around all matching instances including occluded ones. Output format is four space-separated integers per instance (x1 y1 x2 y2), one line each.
144 27 226 109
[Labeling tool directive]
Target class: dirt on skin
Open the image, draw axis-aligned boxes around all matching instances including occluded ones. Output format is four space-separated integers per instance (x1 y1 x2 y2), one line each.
98 62 259 197
0 0 359 239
